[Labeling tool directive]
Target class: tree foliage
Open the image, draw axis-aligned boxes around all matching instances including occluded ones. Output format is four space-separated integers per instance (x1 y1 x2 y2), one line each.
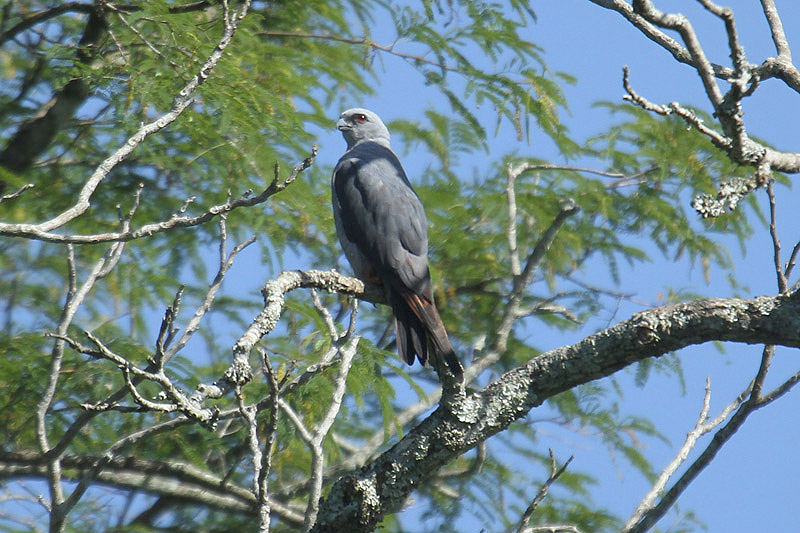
1 1 798 532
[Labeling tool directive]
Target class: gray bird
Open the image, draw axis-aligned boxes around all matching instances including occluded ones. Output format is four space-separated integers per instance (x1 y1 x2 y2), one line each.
332 108 463 382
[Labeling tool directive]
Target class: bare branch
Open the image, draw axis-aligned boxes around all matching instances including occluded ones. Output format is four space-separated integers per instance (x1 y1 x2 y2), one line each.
228 269 378 388
587 0 735 79
509 160 658 182
164 233 256 361
517 450 574 533
622 67 729 150
516 199 580 296
471 196 580 376
154 287 184 362
234 385 264 523
0 145 317 243
0 183 34 204
34 238 126 529
625 343 800 532
622 376 745 531
766 180 789 293
304 334 359 531
697 0 746 73
523 526 584 533
632 0 723 106
760 0 792 58
506 162 522 276
784 239 800 283
257 350 281 532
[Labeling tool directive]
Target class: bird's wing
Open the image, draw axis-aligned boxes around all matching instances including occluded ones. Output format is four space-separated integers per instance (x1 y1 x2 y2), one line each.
332 142 431 296
333 141 463 380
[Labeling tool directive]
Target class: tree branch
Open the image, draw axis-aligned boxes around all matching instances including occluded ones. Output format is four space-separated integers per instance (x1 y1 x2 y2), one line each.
592 1 800 175
0 451 304 526
622 376 745 531
623 343 800 533
0 146 318 243
311 291 800 531
517 450 574 532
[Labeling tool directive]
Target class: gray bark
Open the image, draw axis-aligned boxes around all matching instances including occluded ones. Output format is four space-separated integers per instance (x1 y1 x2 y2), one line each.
312 292 800 531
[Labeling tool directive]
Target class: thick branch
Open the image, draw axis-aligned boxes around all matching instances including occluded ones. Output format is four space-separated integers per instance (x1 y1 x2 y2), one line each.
311 292 800 531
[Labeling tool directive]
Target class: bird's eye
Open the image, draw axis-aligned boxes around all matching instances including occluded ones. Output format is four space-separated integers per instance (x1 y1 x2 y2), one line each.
354 114 367 123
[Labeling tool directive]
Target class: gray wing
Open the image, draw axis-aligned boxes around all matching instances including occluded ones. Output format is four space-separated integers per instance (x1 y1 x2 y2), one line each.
332 142 431 296
332 141 463 380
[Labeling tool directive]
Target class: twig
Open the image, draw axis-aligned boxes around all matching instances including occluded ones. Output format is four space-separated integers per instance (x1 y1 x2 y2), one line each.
622 67 729 150
0 146 316 243
766 180 789 293
625 344 800 533
515 199 580 296
523 527 584 533
257 349 281 531
234 385 263 523
517 449 574 532
0 183 34 204
37 239 126 528
507 160 659 186
163 230 256 361
632 0 724 105
622 376 743 531
154 287 184 362
311 289 339 339
595 1 800 173
506 162 522 276
697 0 746 73
260 31 462 74
759 0 791 57
784 239 800 282
108 5 180 70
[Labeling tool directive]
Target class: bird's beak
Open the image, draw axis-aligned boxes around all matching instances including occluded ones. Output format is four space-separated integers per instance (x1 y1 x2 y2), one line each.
336 118 350 131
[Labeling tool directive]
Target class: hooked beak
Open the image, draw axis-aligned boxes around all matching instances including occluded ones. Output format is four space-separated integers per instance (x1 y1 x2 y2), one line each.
336 118 351 131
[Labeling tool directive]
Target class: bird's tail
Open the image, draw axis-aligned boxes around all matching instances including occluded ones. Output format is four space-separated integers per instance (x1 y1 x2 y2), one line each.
392 290 464 382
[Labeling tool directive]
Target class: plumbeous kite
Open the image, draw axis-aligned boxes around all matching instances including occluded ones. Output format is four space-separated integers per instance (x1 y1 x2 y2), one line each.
332 108 464 382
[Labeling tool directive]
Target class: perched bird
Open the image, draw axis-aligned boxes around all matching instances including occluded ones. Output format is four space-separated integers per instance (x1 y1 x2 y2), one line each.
332 108 463 382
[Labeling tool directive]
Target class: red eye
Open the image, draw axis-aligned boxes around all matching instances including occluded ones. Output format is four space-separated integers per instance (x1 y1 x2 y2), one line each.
355 114 367 123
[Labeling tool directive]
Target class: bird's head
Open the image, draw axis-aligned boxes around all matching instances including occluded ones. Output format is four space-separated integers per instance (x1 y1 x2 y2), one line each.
337 108 390 149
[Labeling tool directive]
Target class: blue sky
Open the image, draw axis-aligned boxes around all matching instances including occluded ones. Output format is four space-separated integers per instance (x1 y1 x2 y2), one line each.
295 1 800 531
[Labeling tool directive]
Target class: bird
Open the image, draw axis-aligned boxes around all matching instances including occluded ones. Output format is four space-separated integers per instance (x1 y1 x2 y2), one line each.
331 108 464 382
